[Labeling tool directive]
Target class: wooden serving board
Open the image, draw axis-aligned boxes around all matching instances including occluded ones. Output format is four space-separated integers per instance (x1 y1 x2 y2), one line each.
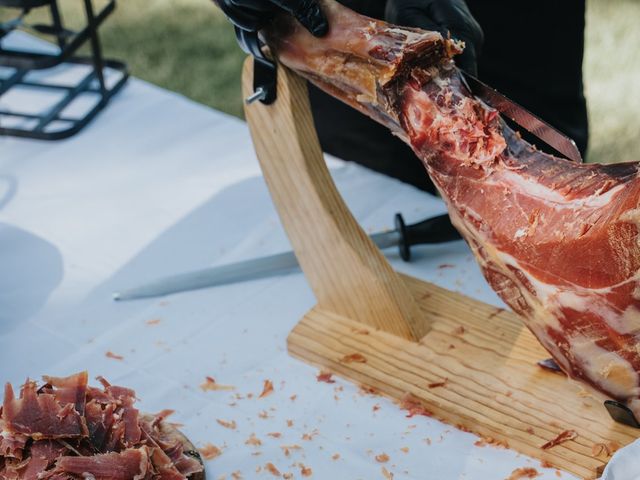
288 275 639 479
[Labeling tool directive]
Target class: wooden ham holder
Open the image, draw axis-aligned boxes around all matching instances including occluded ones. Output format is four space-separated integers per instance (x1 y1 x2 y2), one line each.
241 58 638 479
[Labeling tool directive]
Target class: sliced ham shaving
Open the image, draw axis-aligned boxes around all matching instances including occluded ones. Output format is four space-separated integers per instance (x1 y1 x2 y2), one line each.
55 447 151 479
122 404 142 446
41 371 88 416
260 0 640 415
18 441 68 480
0 421 28 459
85 401 116 451
2 381 87 439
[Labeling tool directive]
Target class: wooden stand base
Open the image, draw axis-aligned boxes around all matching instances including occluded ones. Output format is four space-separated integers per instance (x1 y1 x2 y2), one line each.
288 274 638 479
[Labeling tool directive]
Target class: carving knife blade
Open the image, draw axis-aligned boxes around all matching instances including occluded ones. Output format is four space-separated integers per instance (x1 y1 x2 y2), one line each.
460 71 583 163
113 213 461 301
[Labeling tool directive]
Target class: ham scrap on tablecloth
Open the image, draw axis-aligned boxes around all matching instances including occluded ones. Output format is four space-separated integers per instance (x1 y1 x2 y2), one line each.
0 371 203 479
260 0 640 415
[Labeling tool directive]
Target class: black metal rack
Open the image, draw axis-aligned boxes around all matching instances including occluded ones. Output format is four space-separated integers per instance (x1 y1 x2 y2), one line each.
0 0 128 140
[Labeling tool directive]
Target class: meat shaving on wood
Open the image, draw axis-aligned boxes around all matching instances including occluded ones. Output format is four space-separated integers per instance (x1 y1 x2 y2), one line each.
200 376 235 392
398 392 432 418
316 371 336 383
474 436 509 449
351 327 370 334
591 441 621 457
428 378 448 389
505 467 541 479
488 308 505 319
359 385 378 395
105 350 124 360
200 443 223 460
259 379 274 398
382 466 394 479
0 371 203 479
540 430 578 450
341 353 367 363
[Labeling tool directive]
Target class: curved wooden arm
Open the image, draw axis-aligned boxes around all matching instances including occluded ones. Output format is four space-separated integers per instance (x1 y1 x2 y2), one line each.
242 57 428 341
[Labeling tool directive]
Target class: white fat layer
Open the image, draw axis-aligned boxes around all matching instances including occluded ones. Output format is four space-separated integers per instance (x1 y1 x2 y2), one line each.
496 170 626 208
492 249 563 330
620 207 640 225
613 306 640 335
569 335 640 399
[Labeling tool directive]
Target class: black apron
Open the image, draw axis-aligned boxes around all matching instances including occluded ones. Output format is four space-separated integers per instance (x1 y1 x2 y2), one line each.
308 0 588 193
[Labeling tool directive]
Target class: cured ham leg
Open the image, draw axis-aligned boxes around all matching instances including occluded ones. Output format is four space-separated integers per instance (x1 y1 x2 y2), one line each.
261 0 640 415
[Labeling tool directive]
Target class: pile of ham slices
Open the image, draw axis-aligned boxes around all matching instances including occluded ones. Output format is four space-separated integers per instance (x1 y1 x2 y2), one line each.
0 372 203 479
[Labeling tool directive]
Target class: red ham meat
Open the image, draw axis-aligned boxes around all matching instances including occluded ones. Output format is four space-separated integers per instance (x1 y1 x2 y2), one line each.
54 448 151 480
41 372 88 416
260 0 640 415
2 381 87 439
16 441 67 480
0 421 28 460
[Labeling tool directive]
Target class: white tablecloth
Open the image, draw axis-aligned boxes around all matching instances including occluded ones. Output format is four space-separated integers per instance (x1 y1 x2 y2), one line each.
0 32 573 480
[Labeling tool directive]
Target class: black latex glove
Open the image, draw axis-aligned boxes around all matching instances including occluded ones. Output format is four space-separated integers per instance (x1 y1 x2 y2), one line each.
385 0 483 75
216 0 329 37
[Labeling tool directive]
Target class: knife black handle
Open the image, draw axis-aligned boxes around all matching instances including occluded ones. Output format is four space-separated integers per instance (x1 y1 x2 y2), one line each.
395 213 462 262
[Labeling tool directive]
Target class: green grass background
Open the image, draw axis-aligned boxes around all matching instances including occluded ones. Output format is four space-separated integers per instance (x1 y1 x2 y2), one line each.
5 0 639 163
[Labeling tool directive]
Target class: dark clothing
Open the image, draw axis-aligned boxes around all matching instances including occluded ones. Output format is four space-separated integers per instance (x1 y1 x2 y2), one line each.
308 0 588 193
466 0 588 156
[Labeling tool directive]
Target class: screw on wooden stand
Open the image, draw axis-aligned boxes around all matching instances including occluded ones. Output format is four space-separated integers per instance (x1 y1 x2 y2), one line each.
245 86 267 104
235 28 277 105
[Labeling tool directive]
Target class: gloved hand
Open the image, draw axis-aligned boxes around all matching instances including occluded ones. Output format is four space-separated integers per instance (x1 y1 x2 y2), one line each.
216 0 329 38
385 0 483 75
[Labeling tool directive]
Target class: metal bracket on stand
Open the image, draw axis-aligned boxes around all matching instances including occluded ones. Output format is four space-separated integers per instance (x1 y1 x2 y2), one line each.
234 27 276 105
